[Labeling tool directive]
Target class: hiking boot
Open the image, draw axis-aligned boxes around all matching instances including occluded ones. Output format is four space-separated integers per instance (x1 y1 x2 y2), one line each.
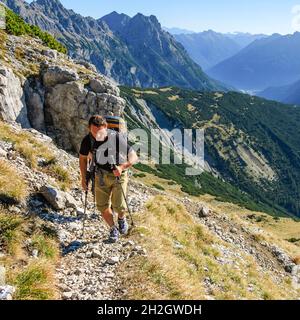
118 217 129 235
108 226 119 243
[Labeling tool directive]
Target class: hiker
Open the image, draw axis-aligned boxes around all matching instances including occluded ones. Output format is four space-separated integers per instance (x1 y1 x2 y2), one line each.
79 115 138 243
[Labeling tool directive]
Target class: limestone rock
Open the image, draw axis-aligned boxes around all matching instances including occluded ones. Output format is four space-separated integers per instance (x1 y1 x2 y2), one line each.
74 60 98 73
42 49 58 60
40 185 66 210
65 193 78 209
0 65 31 128
0 266 5 286
0 286 15 300
106 257 120 265
198 205 212 218
42 66 79 87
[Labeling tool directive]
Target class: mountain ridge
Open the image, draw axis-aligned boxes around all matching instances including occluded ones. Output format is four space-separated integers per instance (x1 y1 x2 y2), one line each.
1 0 227 91
207 32 300 91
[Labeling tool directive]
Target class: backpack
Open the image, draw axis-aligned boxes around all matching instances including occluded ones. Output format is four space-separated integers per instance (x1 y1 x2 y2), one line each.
105 115 127 133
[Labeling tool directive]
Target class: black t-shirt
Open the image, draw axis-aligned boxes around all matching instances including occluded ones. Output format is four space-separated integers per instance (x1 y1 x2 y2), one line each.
79 130 132 172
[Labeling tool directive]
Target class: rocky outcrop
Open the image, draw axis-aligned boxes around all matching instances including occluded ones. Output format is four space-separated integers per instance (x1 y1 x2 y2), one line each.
39 64 125 151
1 34 126 152
0 65 30 128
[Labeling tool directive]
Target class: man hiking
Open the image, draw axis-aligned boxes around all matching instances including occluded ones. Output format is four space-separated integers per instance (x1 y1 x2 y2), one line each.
79 115 138 243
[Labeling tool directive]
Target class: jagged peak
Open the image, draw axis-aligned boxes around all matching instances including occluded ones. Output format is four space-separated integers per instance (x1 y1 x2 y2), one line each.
102 10 130 19
35 0 63 6
131 12 161 28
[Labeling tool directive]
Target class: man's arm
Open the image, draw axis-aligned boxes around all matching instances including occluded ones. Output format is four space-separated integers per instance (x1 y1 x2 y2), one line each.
79 154 88 190
114 149 139 177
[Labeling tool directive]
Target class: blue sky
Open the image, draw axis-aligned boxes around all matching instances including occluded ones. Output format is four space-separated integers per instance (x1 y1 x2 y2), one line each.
28 0 300 34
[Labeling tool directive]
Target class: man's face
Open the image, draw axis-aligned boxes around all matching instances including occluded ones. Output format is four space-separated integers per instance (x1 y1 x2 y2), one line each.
90 124 107 139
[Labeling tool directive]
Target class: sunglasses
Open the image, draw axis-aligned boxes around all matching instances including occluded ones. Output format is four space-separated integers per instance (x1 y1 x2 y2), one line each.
92 123 106 127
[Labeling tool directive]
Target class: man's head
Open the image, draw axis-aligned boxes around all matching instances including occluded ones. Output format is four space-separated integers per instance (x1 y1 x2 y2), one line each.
88 115 108 139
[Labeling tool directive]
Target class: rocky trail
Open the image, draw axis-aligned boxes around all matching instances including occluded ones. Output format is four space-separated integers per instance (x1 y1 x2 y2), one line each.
53 181 153 300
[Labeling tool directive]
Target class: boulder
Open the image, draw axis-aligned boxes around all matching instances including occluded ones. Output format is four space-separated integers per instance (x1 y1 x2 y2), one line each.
89 78 120 97
65 193 78 209
42 66 79 87
39 185 66 210
198 205 212 218
42 49 58 60
74 60 98 73
92 249 102 259
0 285 15 300
106 256 120 265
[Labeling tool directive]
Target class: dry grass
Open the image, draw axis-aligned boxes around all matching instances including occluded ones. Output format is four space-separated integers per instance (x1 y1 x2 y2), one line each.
15 46 25 61
132 166 300 260
1 208 60 300
0 159 28 204
0 121 55 169
0 30 7 60
0 121 72 190
187 104 196 112
168 95 180 101
132 89 159 95
159 87 172 92
118 195 299 300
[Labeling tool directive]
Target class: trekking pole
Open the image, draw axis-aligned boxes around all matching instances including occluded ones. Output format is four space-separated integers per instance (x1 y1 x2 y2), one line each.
81 156 96 239
109 155 134 227
82 189 88 239
117 175 135 227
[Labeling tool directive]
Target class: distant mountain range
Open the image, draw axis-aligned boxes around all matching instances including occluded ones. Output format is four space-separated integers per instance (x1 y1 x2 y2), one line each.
173 31 266 70
224 32 267 48
1 0 227 91
163 27 196 35
207 32 300 91
174 30 238 70
259 79 300 105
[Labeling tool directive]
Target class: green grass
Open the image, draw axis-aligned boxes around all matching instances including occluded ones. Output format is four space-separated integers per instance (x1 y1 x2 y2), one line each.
152 183 165 191
31 234 59 261
2 5 67 54
13 261 56 300
0 213 23 254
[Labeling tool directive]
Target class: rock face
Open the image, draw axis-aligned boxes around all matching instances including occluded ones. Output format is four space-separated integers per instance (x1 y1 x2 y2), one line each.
40 66 125 151
0 34 126 152
0 66 30 128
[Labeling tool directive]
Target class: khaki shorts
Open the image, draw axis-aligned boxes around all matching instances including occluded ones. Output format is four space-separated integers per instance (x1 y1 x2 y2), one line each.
95 170 128 214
